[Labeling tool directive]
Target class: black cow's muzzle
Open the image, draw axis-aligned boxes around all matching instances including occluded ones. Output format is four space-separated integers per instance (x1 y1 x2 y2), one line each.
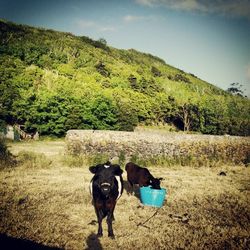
100 182 111 196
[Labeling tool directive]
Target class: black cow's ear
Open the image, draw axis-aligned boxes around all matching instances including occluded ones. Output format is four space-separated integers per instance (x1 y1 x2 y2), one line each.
113 165 123 175
89 166 98 174
158 177 164 181
105 161 111 166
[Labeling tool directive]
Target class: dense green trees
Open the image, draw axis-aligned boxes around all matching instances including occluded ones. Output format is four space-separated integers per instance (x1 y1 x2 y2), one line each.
0 19 249 136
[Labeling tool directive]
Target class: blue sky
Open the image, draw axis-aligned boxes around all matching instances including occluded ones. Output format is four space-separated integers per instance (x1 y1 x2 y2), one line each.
1 0 250 97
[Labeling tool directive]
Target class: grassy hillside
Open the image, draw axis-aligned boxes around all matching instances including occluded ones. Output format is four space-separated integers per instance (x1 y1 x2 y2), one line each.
0 19 249 136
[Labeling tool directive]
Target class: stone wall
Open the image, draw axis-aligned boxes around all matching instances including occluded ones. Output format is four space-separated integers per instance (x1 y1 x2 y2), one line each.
65 130 250 164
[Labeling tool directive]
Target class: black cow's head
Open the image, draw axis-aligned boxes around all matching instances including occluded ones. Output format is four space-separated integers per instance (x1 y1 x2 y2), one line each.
150 177 163 190
89 161 123 197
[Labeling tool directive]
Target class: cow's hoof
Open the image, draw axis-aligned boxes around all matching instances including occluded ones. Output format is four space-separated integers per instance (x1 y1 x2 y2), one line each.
108 234 115 239
97 233 103 238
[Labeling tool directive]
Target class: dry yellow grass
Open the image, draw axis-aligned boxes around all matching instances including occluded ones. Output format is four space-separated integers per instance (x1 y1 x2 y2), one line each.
0 141 249 249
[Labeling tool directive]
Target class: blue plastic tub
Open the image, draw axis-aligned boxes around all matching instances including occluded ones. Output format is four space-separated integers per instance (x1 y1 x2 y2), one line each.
140 186 167 208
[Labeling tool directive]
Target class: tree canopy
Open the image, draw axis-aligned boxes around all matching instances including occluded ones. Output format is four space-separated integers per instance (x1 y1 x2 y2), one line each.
0 19 249 136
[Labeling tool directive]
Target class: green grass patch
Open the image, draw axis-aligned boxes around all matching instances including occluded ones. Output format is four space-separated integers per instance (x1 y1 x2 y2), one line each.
17 151 52 169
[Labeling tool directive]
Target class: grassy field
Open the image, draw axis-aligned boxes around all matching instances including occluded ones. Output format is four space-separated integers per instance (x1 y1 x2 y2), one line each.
0 140 249 249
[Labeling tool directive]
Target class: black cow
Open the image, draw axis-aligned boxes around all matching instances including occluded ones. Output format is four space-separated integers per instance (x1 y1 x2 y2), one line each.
125 162 163 190
89 161 123 238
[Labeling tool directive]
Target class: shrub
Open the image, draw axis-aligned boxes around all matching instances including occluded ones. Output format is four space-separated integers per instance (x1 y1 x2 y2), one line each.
0 138 16 168
151 66 161 77
61 155 88 168
17 151 52 168
87 153 110 166
173 73 190 83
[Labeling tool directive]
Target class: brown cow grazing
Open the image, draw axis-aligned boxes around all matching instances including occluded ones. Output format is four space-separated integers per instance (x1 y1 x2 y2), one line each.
125 162 163 190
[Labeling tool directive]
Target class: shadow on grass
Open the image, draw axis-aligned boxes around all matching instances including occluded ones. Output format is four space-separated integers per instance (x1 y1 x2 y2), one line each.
85 233 103 250
0 233 61 250
123 180 140 200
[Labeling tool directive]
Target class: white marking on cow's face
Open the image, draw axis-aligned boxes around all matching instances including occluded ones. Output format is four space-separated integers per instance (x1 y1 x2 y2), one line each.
101 182 111 187
104 165 110 168
115 176 122 200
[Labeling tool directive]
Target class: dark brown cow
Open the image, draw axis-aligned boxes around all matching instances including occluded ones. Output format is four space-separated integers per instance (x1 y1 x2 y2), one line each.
125 162 163 190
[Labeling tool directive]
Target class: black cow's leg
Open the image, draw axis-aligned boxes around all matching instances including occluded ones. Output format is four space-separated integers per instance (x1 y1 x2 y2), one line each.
96 209 104 237
107 211 115 239
106 200 116 239
127 180 133 194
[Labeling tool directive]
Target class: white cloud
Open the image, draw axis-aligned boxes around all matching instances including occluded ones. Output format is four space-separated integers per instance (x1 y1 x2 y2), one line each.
123 14 162 23
123 15 146 22
100 26 116 32
135 0 250 19
135 0 158 7
172 0 202 12
76 19 96 29
75 19 116 32
216 1 250 19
